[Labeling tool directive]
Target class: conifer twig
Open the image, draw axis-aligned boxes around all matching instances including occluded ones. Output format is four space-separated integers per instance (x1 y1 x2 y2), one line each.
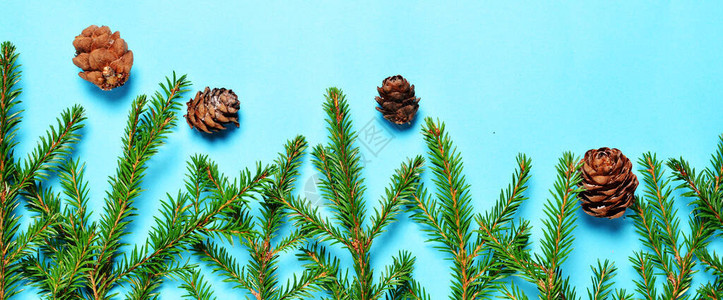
406 118 532 299
280 88 424 299
0 41 87 299
480 153 581 300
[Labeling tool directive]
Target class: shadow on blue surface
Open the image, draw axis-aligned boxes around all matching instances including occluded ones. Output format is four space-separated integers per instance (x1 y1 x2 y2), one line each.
578 209 627 233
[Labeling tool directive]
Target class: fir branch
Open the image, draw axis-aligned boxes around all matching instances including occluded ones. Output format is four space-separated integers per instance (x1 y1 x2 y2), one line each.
631 153 704 299
125 262 193 300
179 267 217 300
408 118 532 300
498 282 530 300
479 153 580 300
0 41 21 184
0 41 87 299
384 277 431 300
371 251 416 299
192 240 252 291
89 72 190 298
297 242 348 299
630 251 657 300
14 105 85 194
115 159 272 287
281 88 423 299
535 153 581 299
586 259 617 300
187 136 331 300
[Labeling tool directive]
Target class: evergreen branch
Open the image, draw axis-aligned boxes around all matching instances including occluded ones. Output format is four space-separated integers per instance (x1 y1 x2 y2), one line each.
90 72 190 298
115 160 271 285
421 118 474 254
384 277 431 300
297 243 348 299
406 185 454 252
0 42 87 300
277 268 328 300
371 251 416 299
179 267 217 300
192 240 253 292
59 159 91 231
633 153 701 299
125 262 192 300
534 153 581 299
282 88 424 299
697 249 723 277
276 194 349 246
368 156 424 242
498 282 530 300
409 118 533 299
319 87 366 236
586 259 617 300
476 154 532 238
419 118 477 300
668 158 722 227
611 289 635 300
14 105 86 194
0 41 22 184
480 153 579 300
538 152 580 273
630 251 657 300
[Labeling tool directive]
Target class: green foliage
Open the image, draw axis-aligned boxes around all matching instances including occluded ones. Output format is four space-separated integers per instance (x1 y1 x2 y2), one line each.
188 135 331 299
628 153 713 300
406 117 532 299
0 41 87 299
278 88 424 299
20 71 191 299
480 152 583 300
666 136 723 298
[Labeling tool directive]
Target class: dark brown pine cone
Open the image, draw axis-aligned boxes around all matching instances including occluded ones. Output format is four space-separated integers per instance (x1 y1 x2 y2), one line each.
375 75 420 124
578 147 639 219
72 25 133 90
185 87 240 133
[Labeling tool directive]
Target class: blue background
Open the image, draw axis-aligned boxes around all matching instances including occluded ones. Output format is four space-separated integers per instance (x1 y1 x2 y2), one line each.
2 1 722 299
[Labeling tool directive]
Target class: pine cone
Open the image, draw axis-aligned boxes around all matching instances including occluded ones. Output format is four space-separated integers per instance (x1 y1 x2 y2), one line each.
578 148 638 219
72 25 133 91
375 75 420 124
185 87 240 133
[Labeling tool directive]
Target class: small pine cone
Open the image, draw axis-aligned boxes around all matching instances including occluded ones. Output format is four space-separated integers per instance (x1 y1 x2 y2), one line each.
375 75 420 124
185 87 240 133
578 147 639 219
72 25 133 91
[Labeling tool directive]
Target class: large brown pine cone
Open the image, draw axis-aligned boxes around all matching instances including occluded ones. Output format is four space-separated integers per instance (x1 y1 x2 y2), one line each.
578 147 638 219
375 75 420 124
185 87 240 133
72 25 133 91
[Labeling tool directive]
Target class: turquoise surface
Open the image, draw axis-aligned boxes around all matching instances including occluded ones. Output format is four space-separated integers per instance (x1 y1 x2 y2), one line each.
2 1 722 299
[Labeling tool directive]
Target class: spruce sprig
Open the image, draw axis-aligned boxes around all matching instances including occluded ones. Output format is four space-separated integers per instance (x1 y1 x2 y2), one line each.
117 155 273 299
187 135 331 299
90 72 191 298
19 72 191 299
0 41 87 299
666 136 723 297
480 153 583 300
406 118 532 299
279 88 424 299
629 153 712 300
